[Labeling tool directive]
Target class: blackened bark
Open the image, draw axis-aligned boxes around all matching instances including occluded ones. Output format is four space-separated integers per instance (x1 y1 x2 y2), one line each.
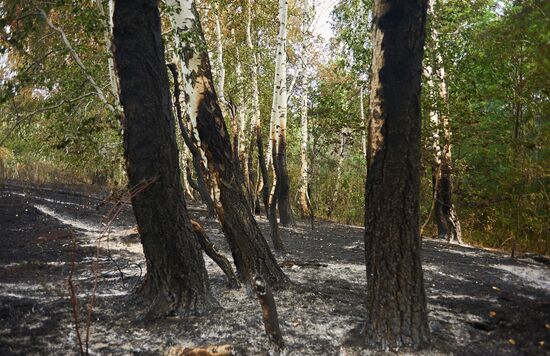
363 0 430 350
254 276 284 349
112 0 216 317
270 138 285 251
167 63 216 218
276 137 295 227
196 92 287 285
180 3 288 287
257 134 271 217
433 155 461 242
191 220 240 289
257 132 283 250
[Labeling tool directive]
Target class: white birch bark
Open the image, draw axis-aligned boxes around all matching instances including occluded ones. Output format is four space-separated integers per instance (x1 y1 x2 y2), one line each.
214 11 226 108
275 0 289 153
233 29 248 161
267 0 288 170
94 0 119 100
246 0 260 138
246 0 267 206
298 71 309 216
166 0 219 204
360 86 367 161
298 0 313 216
425 0 462 243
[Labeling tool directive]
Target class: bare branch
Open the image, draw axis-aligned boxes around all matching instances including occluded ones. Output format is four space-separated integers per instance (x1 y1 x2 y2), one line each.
37 7 115 112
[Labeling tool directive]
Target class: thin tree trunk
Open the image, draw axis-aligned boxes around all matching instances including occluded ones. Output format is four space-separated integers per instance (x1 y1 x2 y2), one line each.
298 78 310 218
428 0 462 243
246 0 261 213
94 0 119 100
246 0 280 247
167 0 288 286
362 0 430 349
214 11 226 109
232 29 253 206
275 0 294 226
360 86 367 162
167 63 217 217
180 146 194 200
112 0 216 317
298 0 312 219
327 128 346 219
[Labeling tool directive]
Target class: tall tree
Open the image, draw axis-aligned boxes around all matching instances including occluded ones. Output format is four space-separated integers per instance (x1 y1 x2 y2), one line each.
112 0 216 317
426 0 462 243
297 0 313 218
270 0 295 226
166 0 288 286
363 0 430 349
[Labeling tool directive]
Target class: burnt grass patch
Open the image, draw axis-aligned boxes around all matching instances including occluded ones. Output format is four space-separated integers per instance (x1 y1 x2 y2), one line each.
0 187 549 355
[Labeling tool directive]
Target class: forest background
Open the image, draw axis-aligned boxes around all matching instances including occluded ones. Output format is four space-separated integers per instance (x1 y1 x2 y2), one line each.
0 0 548 254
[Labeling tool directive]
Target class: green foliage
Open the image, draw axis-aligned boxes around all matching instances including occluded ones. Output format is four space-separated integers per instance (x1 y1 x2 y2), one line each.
0 0 547 255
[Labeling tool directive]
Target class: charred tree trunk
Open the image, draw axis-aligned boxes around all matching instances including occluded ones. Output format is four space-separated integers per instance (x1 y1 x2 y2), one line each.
270 0 295 227
112 0 216 318
362 0 430 349
168 0 288 287
191 220 240 289
167 63 217 218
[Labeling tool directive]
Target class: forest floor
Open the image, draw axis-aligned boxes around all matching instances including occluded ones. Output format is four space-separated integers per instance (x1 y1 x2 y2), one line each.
0 183 549 355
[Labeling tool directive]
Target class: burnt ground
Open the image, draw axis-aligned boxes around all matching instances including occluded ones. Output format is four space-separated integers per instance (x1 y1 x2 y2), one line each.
0 183 549 355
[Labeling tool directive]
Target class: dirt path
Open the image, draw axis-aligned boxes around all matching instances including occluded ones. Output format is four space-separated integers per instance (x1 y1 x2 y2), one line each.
0 186 549 355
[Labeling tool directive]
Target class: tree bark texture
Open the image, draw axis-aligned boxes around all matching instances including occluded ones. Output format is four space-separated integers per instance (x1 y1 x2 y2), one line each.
363 0 430 349
167 63 217 217
268 0 294 227
275 0 294 227
191 220 240 289
112 0 215 317
298 0 313 219
167 0 288 287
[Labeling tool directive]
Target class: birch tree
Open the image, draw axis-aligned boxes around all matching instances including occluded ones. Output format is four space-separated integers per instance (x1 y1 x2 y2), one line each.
166 0 288 286
270 0 295 226
297 0 314 218
426 0 462 243
362 0 430 348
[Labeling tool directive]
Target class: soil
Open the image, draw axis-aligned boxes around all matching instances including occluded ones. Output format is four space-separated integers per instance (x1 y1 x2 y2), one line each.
0 183 549 355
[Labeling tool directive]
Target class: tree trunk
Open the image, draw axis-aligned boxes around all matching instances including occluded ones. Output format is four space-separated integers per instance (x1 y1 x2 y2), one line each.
167 0 288 287
360 86 367 161
214 11 226 109
327 128 347 219
298 77 310 218
94 0 119 101
112 0 216 318
167 63 217 217
298 0 313 219
273 0 294 227
247 0 261 214
179 146 194 200
427 0 462 243
362 0 430 349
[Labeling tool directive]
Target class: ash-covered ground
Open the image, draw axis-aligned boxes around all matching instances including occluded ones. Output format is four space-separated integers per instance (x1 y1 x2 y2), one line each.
0 184 549 355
